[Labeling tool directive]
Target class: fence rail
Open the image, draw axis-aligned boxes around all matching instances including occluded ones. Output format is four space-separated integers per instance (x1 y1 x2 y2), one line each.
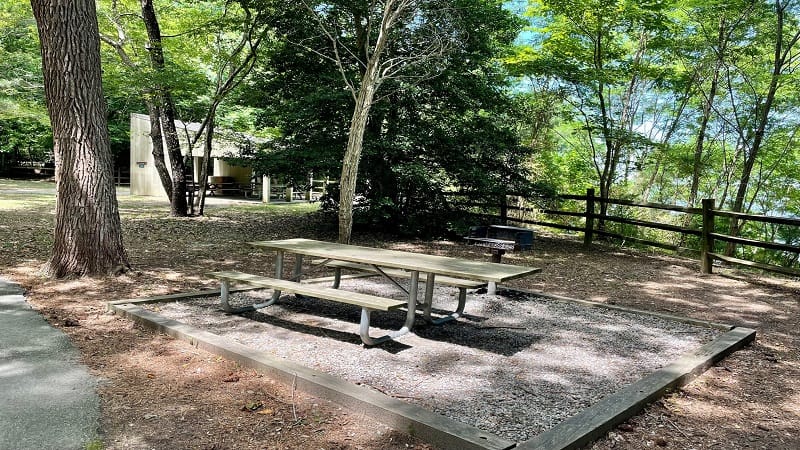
455 188 799 278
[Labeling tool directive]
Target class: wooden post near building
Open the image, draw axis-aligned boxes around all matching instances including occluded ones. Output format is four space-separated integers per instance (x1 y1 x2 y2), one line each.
701 198 715 274
262 175 271 204
583 188 595 248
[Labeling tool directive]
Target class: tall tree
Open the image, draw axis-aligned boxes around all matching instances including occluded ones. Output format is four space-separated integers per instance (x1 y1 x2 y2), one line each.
248 0 531 236
30 0 130 277
516 0 675 225
140 0 189 216
189 1 273 215
300 0 453 243
725 0 800 249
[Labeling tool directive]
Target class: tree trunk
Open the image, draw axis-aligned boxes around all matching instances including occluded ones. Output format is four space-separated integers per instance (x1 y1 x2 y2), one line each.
31 0 130 277
594 27 615 233
196 111 217 216
335 1 406 244
338 71 378 244
689 17 727 210
726 1 793 256
140 0 188 217
145 101 173 200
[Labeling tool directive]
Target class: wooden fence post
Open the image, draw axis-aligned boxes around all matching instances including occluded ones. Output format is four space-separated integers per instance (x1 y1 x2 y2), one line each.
285 184 293 202
701 198 715 274
583 188 595 248
500 194 508 225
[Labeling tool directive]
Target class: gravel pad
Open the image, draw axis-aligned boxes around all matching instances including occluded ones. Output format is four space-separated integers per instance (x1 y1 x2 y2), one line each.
145 278 720 443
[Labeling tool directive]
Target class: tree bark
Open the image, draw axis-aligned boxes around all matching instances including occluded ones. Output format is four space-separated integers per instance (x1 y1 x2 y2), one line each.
335 0 408 243
31 0 130 277
196 111 216 216
339 66 379 244
145 101 173 199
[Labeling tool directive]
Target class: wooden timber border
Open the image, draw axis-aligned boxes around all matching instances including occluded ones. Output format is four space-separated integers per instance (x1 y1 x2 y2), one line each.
107 284 755 450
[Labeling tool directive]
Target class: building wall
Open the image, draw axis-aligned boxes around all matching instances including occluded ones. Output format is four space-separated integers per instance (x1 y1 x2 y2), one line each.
129 113 253 197
130 113 169 197
214 159 252 185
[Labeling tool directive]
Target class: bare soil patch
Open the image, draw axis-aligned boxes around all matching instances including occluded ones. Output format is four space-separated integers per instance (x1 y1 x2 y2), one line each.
1 180 798 449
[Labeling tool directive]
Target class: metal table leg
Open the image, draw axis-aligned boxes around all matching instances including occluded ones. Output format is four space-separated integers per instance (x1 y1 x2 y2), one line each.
359 271 419 345
422 272 467 325
271 250 284 302
219 279 278 313
293 254 303 280
332 267 342 288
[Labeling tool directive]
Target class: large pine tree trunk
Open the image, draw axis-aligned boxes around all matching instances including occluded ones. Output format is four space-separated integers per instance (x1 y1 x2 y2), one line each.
31 0 130 277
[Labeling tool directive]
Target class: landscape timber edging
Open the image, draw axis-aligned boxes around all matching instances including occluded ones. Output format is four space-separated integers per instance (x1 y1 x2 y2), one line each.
108 288 754 450
106 300 516 450
515 326 756 449
106 288 235 306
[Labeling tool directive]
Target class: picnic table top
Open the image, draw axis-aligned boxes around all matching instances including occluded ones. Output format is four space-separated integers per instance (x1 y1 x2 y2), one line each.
249 238 541 283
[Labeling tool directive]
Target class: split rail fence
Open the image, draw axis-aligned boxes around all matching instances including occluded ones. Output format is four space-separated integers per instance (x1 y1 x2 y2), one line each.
455 188 800 277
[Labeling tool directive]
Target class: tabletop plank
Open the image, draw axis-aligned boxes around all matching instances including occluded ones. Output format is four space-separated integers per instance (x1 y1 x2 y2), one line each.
249 238 541 283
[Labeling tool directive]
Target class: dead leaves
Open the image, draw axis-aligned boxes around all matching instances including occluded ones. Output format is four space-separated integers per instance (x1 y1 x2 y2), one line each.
222 373 240 383
239 400 274 416
241 400 264 412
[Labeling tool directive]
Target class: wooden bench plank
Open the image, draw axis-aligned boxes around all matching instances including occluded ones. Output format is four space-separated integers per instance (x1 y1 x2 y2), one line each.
312 260 486 289
207 271 406 311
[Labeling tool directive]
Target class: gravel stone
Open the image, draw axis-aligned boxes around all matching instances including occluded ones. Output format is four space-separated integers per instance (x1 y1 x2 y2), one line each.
145 277 720 443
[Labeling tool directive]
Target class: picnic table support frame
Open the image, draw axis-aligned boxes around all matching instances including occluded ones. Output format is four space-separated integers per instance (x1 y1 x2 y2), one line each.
219 279 278 313
325 262 475 325
359 271 419 346
271 250 285 302
420 272 468 324
372 265 409 296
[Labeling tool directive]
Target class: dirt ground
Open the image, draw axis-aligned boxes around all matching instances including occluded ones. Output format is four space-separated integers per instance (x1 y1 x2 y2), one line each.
1 179 798 449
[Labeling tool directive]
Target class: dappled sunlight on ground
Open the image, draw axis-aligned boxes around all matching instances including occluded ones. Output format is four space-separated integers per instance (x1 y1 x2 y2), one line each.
1 179 798 449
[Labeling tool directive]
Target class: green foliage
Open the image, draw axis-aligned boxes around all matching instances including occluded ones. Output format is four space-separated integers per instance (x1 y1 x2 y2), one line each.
243 0 541 236
0 0 52 165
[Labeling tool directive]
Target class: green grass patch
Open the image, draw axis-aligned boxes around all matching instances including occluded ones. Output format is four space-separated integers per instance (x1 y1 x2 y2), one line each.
221 201 319 215
0 196 54 210
0 178 56 190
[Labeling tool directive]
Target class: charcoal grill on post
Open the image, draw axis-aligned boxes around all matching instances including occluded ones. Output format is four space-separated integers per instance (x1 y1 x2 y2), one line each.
464 224 534 294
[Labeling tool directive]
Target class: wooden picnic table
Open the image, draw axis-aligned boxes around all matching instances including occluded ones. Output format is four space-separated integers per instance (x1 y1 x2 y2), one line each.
235 238 541 344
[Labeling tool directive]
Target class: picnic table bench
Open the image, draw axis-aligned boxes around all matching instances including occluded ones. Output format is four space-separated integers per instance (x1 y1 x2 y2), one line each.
208 271 408 345
312 259 486 324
